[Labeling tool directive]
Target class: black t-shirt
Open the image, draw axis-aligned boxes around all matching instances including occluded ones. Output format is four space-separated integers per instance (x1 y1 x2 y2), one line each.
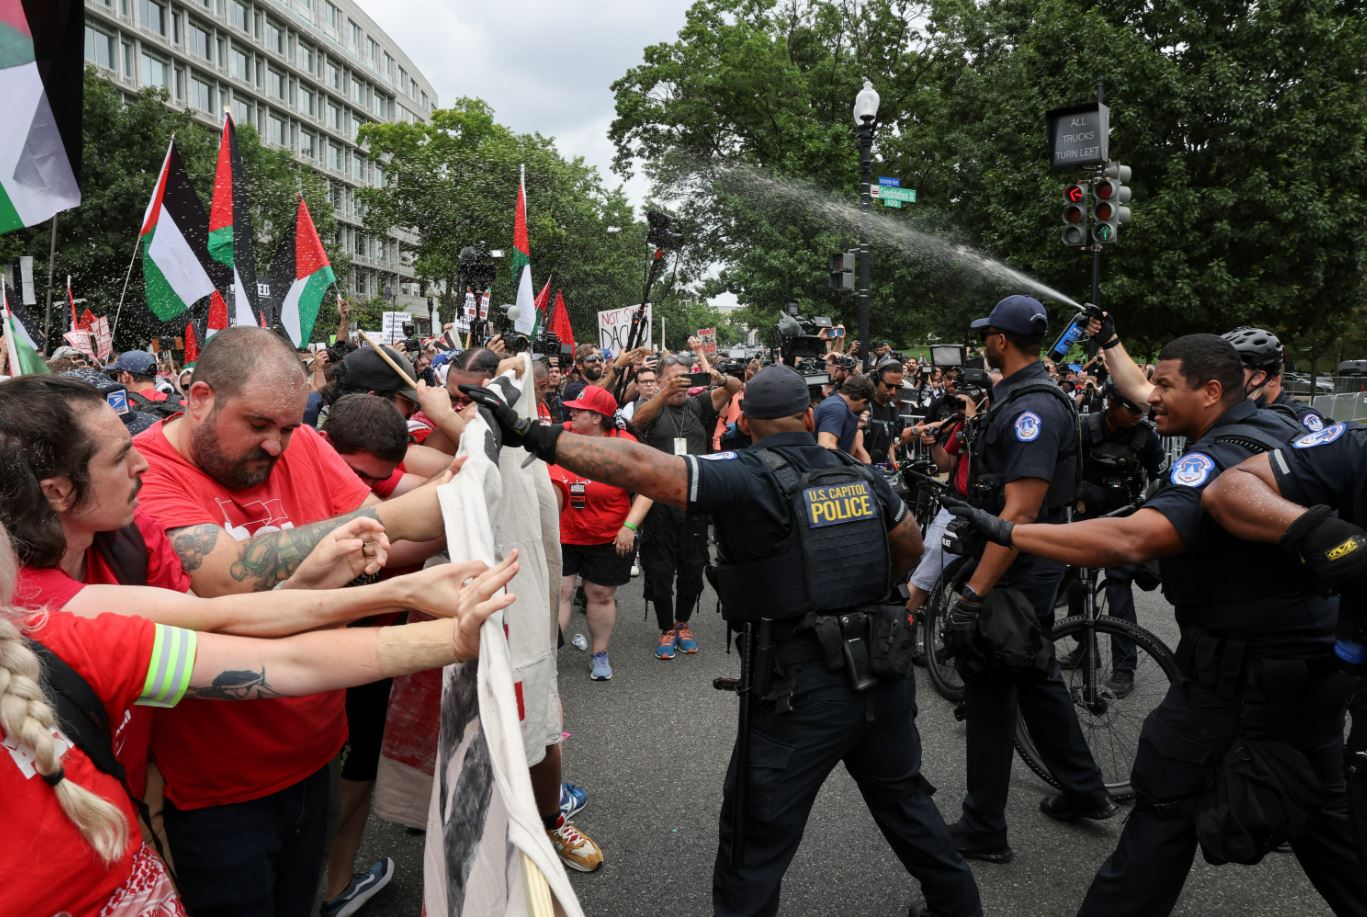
639 393 719 456
863 400 904 463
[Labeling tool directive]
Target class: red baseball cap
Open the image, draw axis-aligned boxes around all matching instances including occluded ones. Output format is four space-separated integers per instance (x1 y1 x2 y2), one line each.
562 385 618 417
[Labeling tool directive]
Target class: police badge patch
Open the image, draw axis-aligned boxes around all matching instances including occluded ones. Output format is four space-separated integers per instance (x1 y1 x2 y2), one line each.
1171 452 1215 488
1014 411 1042 443
1292 422 1347 449
1302 414 1325 433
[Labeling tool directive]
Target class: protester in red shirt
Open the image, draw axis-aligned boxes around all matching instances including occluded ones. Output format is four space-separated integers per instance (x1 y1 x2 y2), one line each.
547 385 650 682
109 349 170 405
0 514 517 917
128 327 453 916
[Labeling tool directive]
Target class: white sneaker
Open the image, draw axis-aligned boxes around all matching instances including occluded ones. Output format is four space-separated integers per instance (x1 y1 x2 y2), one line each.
630 563 640 577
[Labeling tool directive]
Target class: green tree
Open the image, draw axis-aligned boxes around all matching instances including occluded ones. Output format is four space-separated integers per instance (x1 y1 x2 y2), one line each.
0 71 343 352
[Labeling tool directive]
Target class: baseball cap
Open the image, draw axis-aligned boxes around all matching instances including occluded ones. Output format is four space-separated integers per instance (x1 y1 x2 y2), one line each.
108 349 159 376
742 365 811 419
340 345 419 403
562 385 618 417
969 294 1049 337
51 345 86 360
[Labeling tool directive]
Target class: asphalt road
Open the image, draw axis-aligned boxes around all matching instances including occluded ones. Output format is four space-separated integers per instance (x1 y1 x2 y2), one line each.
351 581 1330 917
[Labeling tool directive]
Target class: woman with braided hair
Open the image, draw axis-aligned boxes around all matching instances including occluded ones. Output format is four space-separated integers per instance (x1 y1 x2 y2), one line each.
0 518 518 915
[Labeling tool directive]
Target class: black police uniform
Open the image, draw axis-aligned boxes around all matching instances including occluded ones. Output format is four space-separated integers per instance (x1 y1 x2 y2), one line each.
1267 420 1367 870
687 434 982 917
1078 403 1367 916
958 360 1110 848
1270 388 1330 433
1077 411 1165 673
637 393 720 632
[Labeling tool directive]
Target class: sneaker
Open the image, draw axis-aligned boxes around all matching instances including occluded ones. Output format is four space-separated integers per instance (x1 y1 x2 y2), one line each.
570 633 588 651
630 563 640 577
1105 670 1134 698
656 629 677 660
590 651 613 680
559 782 588 821
675 622 698 654
547 816 603 872
1040 793 1118 823
946 821 1013 864
320 857 395 917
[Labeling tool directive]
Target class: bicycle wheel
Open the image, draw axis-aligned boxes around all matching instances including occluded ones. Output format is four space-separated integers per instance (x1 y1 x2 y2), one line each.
1013 615 1178 801
921 559 969 704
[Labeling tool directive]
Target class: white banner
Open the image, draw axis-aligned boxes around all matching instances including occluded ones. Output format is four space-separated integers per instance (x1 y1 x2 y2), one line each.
597 303 652 354
381 311 408 345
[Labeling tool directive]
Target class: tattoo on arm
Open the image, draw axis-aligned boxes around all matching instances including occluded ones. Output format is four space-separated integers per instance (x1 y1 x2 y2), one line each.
555 434 688 507
228 508 381 591
169 524 222 573
184 667 285 701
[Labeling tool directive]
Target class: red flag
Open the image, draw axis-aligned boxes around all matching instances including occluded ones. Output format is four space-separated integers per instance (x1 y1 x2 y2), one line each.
77 307 95 331
206 290 229 338
183 321 200 363
66 276 77 332
549 289 575 351
532 280 551 333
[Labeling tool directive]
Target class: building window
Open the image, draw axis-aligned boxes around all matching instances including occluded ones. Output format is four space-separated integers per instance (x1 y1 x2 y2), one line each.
122 41 134 77
367 37 379 65
297 84 315 116
298 0 313 13
328 141 343 171
187 21 211 61
383 52 393 81
352 151 365 181
372 163 385 188
348 20 362 48
267 111 286 146
370 94 385 118
420 90 428 109
324 58 341 89
189 74 214 114
230 0 249 32
232 97 251 128
326 100 341 131
266 66 284 99
300 129 316 159
324 2 340 36
296 40 313 72
350 75 364 104
264 18 283 54
230 47 250 82
139 50 169 91
84 26 115 70
140 0 167 36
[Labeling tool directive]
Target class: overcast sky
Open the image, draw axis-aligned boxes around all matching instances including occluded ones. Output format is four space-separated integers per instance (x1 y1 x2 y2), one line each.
356 0 692 213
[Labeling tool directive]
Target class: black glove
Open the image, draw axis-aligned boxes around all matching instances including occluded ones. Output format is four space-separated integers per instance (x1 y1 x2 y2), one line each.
459 384 562 464
1089 308 1118 349
939 493 1014 547
1279 504 1367 588
943 593 989 677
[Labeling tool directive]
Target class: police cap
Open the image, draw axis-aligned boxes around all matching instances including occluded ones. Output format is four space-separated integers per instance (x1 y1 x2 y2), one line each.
742 365 811 419
970 294 1048 337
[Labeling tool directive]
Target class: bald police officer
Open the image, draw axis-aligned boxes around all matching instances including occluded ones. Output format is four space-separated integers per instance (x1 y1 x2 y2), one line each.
463 366 981 917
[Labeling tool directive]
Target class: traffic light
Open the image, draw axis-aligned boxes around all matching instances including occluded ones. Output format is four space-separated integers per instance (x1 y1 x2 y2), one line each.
1061 182 1089 247
828 250 856 290
1092 162 1132 244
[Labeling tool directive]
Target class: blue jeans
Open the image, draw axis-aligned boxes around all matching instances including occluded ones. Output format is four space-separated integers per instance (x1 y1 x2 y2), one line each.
163 763 334 917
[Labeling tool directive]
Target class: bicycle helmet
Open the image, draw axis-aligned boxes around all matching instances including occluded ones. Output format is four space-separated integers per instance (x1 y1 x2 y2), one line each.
1222 327 1283 372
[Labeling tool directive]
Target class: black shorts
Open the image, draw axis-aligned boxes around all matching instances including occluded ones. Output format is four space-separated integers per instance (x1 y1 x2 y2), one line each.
561 541 635 588
340 677 392 783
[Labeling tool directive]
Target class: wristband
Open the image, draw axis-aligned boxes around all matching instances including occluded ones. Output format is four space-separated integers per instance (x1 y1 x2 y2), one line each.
961 585 984 604
622 521 638 533
1101 336 1122 350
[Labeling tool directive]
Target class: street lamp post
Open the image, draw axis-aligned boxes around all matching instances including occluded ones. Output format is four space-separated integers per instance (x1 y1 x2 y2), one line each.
853 79 880 372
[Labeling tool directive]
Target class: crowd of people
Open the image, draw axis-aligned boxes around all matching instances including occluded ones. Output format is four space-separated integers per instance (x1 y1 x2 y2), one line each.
1 292 1364 917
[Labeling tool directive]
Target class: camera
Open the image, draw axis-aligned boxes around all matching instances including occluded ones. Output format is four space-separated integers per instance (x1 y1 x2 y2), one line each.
646 210 684 249
776 303 832 360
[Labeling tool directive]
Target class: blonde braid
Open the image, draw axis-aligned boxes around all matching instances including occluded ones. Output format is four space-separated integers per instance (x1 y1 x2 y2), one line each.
0 531 129 866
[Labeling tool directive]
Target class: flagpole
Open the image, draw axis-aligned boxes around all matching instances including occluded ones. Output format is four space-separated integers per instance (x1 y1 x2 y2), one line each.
42 215 58 355
111 231 142 349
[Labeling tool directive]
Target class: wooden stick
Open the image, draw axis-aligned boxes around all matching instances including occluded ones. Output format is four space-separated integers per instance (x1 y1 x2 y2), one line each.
359 330 418 388
522 853 555 917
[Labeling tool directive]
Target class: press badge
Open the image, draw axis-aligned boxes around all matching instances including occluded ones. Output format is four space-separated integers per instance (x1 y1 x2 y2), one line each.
570 481 587 509
107 389 130 415
803 482 875 527
674 437 688 456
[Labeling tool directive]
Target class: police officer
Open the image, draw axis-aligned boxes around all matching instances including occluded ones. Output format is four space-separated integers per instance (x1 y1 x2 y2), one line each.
1221 327 1329 433
1063 381 1166 696
462 366 982 917
944 296 1114 863
942 334 1367 916
1202 419 1367 871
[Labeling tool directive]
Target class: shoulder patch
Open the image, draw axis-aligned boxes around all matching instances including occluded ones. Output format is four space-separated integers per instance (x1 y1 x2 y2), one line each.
1301 414 1325 433
1170 452 1216 488
699 451 737 461
1292 422 1347 449
1014 411 1042 443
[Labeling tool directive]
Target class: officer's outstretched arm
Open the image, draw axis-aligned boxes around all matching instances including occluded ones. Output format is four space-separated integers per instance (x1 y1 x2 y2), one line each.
1200 454 1299 543
1012 508 1184 568
553 431 689 508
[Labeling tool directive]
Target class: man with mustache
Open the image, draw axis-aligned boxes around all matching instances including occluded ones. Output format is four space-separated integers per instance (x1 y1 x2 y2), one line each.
132 326 450 916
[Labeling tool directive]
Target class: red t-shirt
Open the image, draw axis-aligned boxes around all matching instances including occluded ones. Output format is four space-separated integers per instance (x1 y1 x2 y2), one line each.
548 426 638 545
370 462 407 499
1 612 156 915
943 418 971 497
134 420 370 809
12 511 191 798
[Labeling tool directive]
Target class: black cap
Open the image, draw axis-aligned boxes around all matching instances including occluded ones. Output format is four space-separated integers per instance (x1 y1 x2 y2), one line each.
970 294 1048 337
340 345 419 403
108 350 158 375
742 365 811 419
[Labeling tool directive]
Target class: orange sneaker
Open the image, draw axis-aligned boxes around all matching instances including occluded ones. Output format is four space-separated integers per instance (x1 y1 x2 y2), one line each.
675 622 698 654
655 629 677 660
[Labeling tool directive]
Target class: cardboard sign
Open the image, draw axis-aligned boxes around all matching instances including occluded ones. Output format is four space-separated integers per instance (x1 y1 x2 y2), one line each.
597 303 652 353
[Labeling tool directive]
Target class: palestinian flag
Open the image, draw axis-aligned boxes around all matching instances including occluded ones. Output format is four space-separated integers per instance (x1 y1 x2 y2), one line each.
270 195 335 347
549 289 575 350
3 282 47 375
182 319 199 363
0 0 82 235
511 165 535 334
209 112 260 328
530 279 550 336
140 140 217 320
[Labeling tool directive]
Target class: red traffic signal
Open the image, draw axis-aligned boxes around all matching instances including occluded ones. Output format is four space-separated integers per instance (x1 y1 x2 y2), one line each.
1063 182 1088 204
1094 200 1116 222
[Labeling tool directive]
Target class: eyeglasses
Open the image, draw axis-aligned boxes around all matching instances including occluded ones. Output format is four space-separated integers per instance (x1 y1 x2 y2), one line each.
977 327 1003 342
580 355 604 364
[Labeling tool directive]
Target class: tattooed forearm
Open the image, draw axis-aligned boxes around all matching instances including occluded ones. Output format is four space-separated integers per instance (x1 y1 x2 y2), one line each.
229 508 381 591
184 667 285 700
554 434 687 507
169 524 222 573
